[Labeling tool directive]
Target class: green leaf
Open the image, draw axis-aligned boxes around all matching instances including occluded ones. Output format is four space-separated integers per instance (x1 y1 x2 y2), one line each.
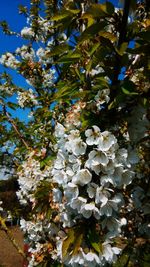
67 9 80 15
86 2 114 18
121 87 138 95
82 13 95 27
57 52 81 63
52 10 73 21
89 42 100 56
62 228 76 258
62 226 84 258
87 228 102 253
121 80 139 95
116 42 128 56
79 21 107 42
99 31 117 43
46 44 72 57
72 232 83 255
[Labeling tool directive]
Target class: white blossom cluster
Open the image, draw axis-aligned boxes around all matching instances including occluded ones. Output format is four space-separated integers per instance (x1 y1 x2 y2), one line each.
20 218 60 266
21 18 52 42
42 69 56 88
50 123 138 266
17 89 38 108
17 152 51 204
0 52 19 69
57 240 121 267
16 45 35 61
21 27 35 39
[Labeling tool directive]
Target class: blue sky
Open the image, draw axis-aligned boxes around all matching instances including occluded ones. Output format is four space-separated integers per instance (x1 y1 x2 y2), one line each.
0 0 31 121
0 0 121 122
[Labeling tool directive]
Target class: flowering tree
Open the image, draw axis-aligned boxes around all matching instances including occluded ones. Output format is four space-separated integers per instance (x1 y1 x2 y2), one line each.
0 0 149 266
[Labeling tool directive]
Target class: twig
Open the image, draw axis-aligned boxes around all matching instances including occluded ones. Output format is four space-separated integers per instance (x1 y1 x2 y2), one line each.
3 105 30 150
112 0 131 86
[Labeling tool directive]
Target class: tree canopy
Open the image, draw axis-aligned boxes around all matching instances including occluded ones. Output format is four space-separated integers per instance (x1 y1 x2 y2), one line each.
0 0 149 266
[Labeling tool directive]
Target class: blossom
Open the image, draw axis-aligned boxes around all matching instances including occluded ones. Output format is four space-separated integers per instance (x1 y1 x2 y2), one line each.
0 52 19 69
52 188 62 203
98 131 117 152
72 169 92 186
53 150 66 170
80 202 100 219
17 89 38 108
21 27 34 38
85 125 101 145
102 242 121 263
70 197 87 212
85 150 108 174
54 123 66 139
83 251 101 266
64 183 79 201
87 183 97 198
95 89 110 106
95 187 110 205
52 169 68 185
71 139 87 156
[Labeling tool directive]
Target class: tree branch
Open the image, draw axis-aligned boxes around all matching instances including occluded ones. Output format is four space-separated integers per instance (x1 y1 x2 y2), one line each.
3 105 30 150
112 0 131 86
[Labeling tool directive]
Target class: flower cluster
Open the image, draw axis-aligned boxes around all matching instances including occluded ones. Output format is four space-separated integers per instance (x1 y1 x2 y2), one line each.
20 217 60 266
16 45 35 61
17 152 51 204
50 123 138 266
0 52 19 69
17 89 38 108
21 27 34 39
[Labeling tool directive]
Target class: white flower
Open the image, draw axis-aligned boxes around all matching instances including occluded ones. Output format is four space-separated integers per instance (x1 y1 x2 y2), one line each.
71 197 87 211
121 170 134 186
68 155 81 173
111 166 124 187
86 150 108 174
72 139 87 156
67 251 85 265
21 27 34 38
55 123 65 138
85 126 101 145
87 183 97 198
68 130 80 141
95 89 110 106
52 169 68 185
53 188 62 203
98 131 117 151
0 52 19 69
64 183 79 201
102 242 121 263
95 187 109 205
72 169 92 186
100 194 123 216
102 217 121 234
54 151 66 170
81 203 100 219
83 251 101 266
